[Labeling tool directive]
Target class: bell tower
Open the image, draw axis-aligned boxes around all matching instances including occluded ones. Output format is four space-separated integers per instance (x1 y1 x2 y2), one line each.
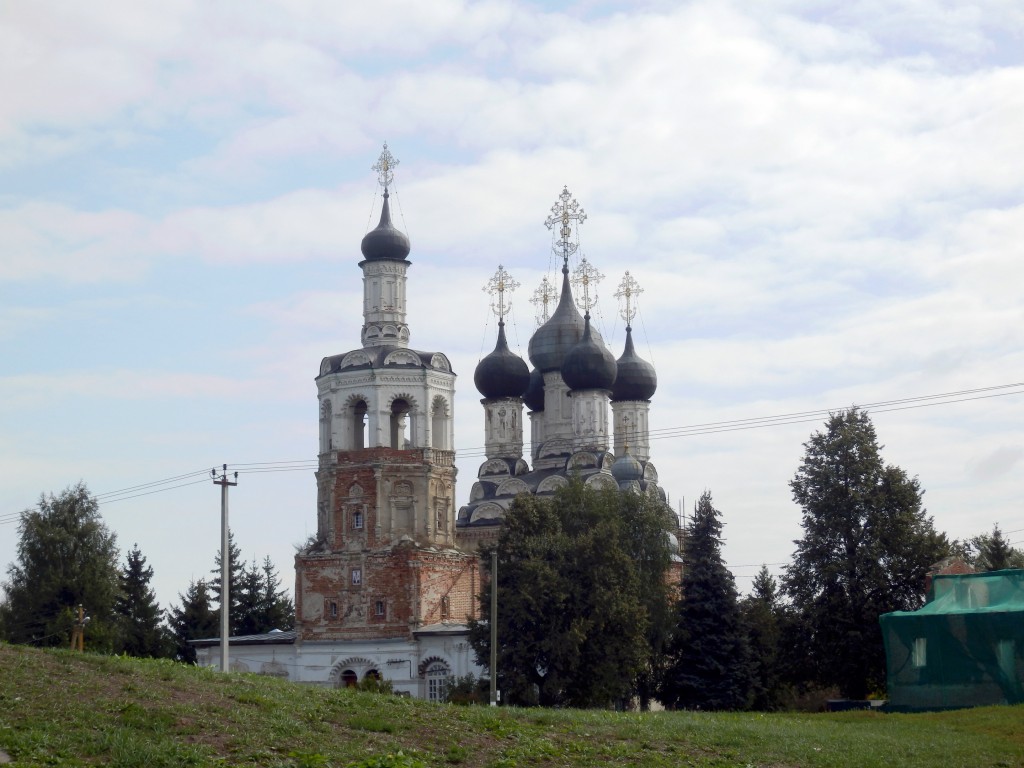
295 145 478 643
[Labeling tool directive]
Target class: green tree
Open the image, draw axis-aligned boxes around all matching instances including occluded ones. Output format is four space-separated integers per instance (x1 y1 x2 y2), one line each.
969 524 1024 572
210 530 244 635
256 555 295 631
620 489 677 710
468 478 671 708
662 491 753 710
0 483 120 650
782 408 947 699
234 557 294 635
114 544 172 657
741 566 784 710
167 579 219 663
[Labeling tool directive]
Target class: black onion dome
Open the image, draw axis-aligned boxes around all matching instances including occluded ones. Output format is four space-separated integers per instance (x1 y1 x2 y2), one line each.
528 266 586 372
611 326 657 401
561 315 617 391
474 321 530 399
360 189 411 262
611 447 644 484
523 367 545 412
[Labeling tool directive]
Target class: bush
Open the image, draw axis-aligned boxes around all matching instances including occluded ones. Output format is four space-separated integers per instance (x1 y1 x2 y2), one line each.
444 674 489 706
357 676 395 695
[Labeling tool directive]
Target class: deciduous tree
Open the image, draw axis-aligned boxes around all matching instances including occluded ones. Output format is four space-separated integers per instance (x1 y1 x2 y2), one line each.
469 478 672 708
0 483 120 650
782 408 947 699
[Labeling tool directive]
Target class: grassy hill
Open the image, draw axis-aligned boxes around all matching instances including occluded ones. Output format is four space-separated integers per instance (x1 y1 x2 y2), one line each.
1 643 1022 767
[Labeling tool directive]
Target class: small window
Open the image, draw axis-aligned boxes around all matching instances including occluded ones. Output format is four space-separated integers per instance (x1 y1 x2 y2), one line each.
440 596 450 620
353 511 364 530
351 568 362 586
375 600 385 617
912 637 926 668
330 601 338 618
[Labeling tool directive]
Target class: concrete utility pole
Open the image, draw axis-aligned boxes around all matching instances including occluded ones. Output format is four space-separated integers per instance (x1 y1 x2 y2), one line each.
490 550 498 707
212 464 238 673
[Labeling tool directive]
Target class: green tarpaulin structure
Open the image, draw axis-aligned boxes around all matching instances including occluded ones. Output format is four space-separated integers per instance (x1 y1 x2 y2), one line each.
881 569 1024 711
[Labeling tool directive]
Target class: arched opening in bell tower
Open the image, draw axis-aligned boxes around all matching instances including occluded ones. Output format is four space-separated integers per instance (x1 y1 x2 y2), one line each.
349 399 368 449
390 398 411 449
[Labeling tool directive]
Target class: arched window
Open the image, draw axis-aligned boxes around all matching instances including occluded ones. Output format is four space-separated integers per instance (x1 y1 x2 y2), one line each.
350 399 368 449
341 670 358 688
426 661 450 702
440 595 450 620
364 669 381 681
390 399 411 449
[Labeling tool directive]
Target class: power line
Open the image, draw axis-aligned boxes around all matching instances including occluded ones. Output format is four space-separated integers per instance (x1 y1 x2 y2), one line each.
2 381 1022 524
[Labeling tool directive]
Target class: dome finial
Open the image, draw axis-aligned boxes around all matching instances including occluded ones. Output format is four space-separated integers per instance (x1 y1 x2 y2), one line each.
360 143 410 262
615 271 643 330
484 264 520 323
372 142 398 192
544 186 586 268
572 256 603 316
530 275 559 327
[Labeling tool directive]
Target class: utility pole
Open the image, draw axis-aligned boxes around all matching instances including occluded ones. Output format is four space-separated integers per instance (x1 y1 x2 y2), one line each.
212 464 238 673
490 549 498 707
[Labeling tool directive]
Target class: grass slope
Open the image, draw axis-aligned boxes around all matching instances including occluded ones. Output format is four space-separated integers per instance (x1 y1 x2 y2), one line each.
1 643 1022 768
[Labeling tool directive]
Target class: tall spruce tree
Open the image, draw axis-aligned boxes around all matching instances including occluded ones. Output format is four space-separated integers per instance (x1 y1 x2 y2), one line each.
661 491 753 710
0 483 121 650
233 557 294 635
209 530 244 635
782 408 947 699
970 524 1024 572
168 579 219 663
114 544 171 657
741 565 783 710
257 556 295 631
468 478 668 708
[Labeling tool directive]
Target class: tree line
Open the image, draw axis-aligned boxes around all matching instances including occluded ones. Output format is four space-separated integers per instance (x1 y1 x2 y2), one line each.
2 409 1018 703
467 408 1022 709
0 483 293 662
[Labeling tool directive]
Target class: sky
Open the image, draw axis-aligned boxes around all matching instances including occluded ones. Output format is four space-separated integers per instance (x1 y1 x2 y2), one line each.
2 0 1023 614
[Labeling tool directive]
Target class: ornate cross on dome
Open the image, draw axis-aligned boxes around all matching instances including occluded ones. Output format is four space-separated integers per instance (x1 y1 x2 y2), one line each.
572 256 603 315
530 275 558 326
484 264 520 322
372 142 399 190
544 186 586 263
615 271 643 327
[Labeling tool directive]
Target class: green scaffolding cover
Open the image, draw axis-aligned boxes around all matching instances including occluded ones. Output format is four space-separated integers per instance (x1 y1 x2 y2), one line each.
880 569 1024 711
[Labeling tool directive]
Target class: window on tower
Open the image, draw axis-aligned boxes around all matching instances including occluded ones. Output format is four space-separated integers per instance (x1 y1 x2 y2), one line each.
353 510 363 529
375 600 385 617
351 568 362 586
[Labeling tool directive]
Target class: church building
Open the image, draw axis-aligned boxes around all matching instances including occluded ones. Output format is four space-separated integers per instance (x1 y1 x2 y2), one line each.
193 146 677 698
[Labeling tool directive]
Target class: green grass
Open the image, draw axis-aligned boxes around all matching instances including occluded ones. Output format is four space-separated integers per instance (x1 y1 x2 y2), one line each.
1 643 1022 767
